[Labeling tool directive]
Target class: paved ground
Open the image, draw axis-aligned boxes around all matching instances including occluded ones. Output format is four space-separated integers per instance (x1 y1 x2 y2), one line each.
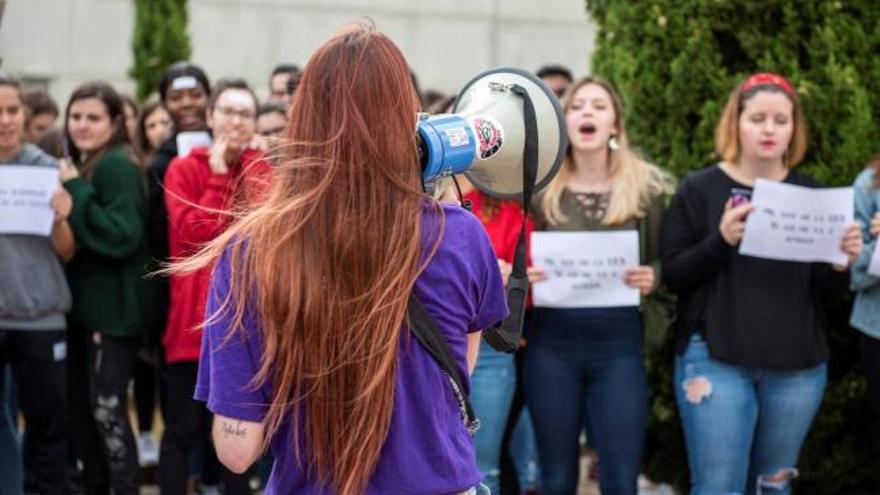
576 455 676 495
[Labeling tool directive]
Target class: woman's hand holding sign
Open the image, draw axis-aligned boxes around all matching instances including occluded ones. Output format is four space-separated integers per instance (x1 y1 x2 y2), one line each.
527 266 547 283
58 157 80 183
624 265 656 295
833 223 863 271
719 198 756 246
50 188 72 223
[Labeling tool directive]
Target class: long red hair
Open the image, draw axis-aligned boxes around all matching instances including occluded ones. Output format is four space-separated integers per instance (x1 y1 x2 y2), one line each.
180 22 434 493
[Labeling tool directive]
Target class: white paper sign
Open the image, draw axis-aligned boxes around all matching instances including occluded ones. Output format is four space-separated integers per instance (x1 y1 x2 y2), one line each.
868 243 880 277
0 165 58 236
531 231 640 308
176 131 213 157
739 179 852 265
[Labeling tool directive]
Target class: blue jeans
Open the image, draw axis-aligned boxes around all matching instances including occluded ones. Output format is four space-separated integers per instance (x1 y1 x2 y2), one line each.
471 340 515 494
524 307 647 495
675 334 827 495
509 408 541 490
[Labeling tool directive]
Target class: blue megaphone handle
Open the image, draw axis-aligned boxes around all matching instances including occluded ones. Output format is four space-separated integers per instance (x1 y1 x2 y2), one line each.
417 114 477 182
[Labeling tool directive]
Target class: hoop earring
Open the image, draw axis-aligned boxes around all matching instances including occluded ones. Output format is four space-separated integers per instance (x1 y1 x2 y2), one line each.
608 136 620 152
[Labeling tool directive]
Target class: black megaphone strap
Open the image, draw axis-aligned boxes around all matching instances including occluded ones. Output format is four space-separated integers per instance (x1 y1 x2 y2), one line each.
482 83 538 353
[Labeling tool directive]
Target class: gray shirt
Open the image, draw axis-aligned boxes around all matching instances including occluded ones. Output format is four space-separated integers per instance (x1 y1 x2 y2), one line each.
0 144 71 330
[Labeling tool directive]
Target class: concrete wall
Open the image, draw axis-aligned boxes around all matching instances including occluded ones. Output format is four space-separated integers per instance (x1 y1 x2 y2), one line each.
0 0 136 104
0 0 595 105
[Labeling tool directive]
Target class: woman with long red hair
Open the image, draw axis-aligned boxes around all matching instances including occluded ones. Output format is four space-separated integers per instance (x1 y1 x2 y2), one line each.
188 23 508 494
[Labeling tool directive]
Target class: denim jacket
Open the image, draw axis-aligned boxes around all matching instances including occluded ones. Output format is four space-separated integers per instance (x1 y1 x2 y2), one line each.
850 168 880 339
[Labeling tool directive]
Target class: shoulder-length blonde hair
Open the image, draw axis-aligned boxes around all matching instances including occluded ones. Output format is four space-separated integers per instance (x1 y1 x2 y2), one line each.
714 81 807 168
539 77 673 226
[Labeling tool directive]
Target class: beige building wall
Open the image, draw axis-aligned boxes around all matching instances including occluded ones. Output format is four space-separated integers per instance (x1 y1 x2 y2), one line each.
1 0 594 105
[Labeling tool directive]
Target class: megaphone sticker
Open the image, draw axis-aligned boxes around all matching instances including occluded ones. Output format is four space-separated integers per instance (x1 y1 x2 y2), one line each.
472 117 505 160
444 127 470 147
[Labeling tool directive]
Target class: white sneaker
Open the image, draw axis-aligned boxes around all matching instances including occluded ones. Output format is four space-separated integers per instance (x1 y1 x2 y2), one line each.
137 432 159 467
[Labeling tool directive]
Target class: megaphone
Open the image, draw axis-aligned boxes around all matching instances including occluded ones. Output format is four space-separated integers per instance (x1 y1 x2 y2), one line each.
417 67 567 198
417 68 568 354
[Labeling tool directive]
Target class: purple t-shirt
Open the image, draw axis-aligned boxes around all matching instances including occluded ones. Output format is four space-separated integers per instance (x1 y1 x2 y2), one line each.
194 204 509 494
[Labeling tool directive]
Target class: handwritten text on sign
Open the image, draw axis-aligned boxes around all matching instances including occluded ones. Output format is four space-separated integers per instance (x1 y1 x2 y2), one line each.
531 231 640 308
0 165 58 236
739 179 853 265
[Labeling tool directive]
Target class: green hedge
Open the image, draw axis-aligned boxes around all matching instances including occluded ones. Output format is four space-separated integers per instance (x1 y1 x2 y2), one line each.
586 1 880 492
129 0 192 102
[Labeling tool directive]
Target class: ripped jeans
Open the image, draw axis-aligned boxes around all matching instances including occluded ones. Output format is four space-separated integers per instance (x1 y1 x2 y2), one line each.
675 334 826 495
69 328 140 494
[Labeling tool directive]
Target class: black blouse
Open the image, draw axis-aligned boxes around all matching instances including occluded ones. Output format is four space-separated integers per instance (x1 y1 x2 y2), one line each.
660 165 848 370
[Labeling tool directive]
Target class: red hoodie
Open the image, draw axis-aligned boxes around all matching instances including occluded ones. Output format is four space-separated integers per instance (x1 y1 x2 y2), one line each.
464 189 534 263
162 147 272 363
463 189 537 309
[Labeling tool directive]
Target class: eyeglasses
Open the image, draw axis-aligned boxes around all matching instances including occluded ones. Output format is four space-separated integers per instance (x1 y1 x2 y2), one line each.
259 126 285 137
214 106 256 121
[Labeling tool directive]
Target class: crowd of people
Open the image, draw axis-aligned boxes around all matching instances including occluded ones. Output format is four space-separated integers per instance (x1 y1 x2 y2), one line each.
1 59 291 494
1 21 880 495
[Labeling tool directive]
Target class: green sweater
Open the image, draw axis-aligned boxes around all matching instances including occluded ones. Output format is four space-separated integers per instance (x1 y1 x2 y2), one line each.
64 147 154 337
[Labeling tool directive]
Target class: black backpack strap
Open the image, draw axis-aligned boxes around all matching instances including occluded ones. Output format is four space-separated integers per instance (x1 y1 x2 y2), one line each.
407 293 480 435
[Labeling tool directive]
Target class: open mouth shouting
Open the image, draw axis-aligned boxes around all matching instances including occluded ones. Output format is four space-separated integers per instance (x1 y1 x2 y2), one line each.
579 122 598 140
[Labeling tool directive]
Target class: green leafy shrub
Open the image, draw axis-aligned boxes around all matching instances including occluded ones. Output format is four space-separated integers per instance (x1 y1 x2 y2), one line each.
129 0 192 102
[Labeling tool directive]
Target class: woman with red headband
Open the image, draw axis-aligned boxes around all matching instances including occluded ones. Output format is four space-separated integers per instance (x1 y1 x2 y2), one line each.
660 73 862 494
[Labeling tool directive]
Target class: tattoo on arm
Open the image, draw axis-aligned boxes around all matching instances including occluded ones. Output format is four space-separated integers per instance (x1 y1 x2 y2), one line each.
221 421 247 439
